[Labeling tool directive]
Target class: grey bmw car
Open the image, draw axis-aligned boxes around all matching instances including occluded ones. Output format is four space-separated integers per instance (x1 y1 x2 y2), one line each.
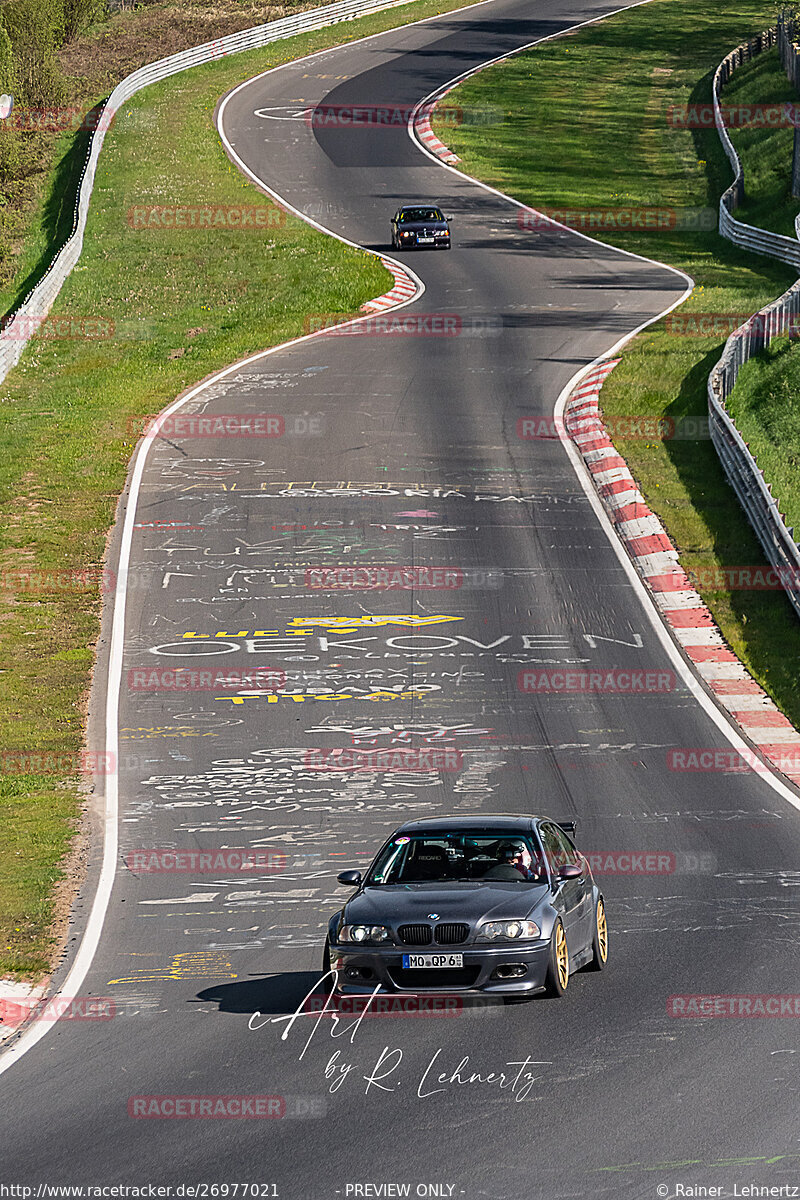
323 814 608 999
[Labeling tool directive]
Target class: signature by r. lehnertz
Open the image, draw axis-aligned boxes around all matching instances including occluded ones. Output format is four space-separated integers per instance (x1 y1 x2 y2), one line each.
249 970 550 1101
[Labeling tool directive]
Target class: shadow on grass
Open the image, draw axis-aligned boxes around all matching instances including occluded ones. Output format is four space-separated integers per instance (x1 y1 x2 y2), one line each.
2 100 107 322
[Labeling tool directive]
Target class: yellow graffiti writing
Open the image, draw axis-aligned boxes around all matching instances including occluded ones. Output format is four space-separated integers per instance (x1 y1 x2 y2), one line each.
181 615 463 639
108 951 237 985
216 690 431 705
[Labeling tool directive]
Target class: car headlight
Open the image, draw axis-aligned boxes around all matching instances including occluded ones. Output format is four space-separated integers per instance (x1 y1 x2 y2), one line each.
339 924 391 944
434 230 449 236
400 230 413 237
476 920 541 941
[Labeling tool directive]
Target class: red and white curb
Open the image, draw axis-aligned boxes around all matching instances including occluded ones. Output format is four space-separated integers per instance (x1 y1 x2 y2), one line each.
360 257 419 312
413 101 461 164
565 359 800 789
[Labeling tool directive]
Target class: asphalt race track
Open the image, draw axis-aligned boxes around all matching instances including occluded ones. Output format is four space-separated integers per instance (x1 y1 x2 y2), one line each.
4 1 800 1196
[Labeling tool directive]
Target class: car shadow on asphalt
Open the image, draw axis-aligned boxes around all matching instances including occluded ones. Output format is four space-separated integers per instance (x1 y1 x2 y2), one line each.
194 972 322 1015
194 974 530 1014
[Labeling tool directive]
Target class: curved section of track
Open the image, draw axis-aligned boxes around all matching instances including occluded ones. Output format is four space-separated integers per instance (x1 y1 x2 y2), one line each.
3 3 800 1197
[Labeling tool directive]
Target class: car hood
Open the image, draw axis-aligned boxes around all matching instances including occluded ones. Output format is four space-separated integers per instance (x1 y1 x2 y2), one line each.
398 221 448 231
343 882 548 926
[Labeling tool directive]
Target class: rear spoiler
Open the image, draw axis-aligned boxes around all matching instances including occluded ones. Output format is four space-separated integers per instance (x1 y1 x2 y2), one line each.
555 820 577 837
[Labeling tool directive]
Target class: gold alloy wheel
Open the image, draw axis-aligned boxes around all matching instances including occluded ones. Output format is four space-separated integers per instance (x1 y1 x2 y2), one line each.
555 921 569 990
596 899 608 963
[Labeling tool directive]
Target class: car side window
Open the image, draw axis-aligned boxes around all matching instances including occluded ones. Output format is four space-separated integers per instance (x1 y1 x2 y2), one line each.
552 826 580 868
539 824 564 876
539 824 579 874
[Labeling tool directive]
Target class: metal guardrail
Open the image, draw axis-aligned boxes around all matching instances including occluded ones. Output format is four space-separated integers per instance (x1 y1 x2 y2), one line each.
708 23 800 618
0 0 417 381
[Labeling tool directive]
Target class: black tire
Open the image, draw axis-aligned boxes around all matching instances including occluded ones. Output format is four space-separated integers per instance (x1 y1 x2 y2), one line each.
322 938 331 974
544 919 569 997
586 897 609 972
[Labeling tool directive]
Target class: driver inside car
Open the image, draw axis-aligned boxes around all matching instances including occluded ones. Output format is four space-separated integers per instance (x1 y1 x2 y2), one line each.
483 841 541 882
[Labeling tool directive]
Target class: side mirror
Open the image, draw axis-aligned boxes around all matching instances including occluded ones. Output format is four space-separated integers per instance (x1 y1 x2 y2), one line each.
559 864 582 881
337 869 362 887
446 215 454 222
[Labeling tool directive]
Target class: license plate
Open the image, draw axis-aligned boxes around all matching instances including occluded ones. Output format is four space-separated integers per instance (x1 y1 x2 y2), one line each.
403 953 463 969
417 237 434 244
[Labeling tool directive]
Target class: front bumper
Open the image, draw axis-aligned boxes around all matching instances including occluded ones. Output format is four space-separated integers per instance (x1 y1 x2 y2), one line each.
328 941 550 997
397 233 450 248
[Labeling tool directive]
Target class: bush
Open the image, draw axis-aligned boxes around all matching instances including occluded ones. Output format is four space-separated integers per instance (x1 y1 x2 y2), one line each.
1 0 65 107
62 0 107 41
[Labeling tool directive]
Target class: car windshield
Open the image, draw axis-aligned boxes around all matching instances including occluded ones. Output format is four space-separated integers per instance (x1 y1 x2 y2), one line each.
367 831 545 884
399 208 444 223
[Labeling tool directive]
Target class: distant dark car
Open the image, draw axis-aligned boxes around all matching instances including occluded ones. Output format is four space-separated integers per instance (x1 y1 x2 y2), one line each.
323 814 607 999
390 204 451 249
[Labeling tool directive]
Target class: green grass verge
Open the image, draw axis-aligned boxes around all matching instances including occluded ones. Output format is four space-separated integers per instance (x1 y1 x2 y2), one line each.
0 0 354 316
0 0 483 981
724 44 800 237
434 0 800 727
726 337 800 535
